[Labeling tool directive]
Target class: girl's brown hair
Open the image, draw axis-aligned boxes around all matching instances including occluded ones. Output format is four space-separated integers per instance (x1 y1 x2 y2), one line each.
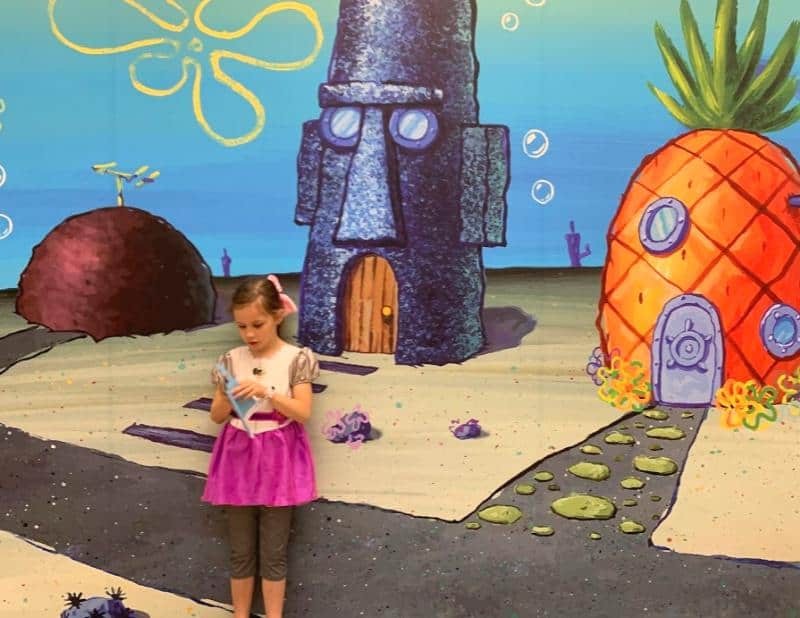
229 277 284 328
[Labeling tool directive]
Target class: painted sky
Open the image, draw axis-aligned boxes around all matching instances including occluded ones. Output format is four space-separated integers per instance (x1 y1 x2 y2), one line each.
0 0 798 288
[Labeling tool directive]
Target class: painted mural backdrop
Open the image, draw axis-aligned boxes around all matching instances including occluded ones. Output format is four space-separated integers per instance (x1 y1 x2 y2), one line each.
2 1 800 616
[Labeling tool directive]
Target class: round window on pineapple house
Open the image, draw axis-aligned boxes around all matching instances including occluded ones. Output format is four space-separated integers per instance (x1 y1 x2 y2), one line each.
760 303 800 358
639 197 690 255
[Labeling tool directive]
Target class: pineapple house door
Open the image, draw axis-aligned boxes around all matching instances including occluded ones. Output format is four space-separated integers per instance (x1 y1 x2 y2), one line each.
652 294 723 407
343 254 398 354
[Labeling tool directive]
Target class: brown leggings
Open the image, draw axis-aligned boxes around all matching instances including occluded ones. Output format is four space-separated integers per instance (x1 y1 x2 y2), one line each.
226 505 294 581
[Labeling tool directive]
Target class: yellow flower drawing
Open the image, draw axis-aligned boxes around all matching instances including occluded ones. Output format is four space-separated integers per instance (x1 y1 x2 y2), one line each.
48 0 323 147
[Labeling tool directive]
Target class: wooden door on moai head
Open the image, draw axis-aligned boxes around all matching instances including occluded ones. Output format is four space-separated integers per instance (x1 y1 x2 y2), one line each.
343 255 398 353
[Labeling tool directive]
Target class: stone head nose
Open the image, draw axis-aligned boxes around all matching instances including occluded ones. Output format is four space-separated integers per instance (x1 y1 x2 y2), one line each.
334 106 403 245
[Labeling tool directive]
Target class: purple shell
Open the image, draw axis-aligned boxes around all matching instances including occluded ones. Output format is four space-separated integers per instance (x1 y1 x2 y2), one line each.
451 418 481 439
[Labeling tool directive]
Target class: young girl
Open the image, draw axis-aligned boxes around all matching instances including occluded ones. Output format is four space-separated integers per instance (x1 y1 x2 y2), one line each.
202 274 319 618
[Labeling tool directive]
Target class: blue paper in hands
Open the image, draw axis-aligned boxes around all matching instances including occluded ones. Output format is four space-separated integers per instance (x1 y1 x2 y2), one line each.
215 362 256 438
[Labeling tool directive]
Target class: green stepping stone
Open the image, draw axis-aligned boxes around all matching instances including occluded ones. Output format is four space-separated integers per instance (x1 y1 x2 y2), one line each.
622 499 638 507
619 425 629 430
465 522 481 530
620 476 645 489
633 456 679 475
515 483 536 495
568 462 611 481
589 532 602 540
477 505 523 524
551 494 616 520
648 443 664 451
533 471 554 482
580 444 603 455
548 483 561 491
681 412 695 419
620 520 646 534
645 426 686 440
634 422 646 428
650 495 662 502
643 410 669 421
605 431 635 445
531 525 555 536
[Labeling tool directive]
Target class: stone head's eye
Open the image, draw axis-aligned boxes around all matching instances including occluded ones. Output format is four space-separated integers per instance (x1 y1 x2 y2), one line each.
320 106 361 147
389 108 438 150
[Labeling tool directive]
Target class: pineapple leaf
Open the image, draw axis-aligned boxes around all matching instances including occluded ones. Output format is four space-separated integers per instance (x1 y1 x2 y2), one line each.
647 82 705 127
680 0 719 115
734 21 800 117
754 102 800 133
712 0 739 115
654 23 714 125
735 0 769 100
742 76 798 130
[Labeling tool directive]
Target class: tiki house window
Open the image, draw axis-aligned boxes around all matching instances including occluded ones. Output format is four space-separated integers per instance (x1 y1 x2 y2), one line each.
639 197 689 255
760 303 800 358
389 109 439 150
320 106 362 148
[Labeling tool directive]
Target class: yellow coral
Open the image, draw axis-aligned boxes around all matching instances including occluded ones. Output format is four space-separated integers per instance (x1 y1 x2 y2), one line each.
715 378 777 432
596 356 652 412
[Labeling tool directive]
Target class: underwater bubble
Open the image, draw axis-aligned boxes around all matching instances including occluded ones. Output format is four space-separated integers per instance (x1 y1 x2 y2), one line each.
531 179 555 205
501 12 520 31
0 163 5 189
522 129 550 158
0 214 12 240
525 0 547 6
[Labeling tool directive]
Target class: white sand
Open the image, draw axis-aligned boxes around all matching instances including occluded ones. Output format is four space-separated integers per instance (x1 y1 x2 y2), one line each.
0 274 625 521
0 530 233 617
651 406 800 564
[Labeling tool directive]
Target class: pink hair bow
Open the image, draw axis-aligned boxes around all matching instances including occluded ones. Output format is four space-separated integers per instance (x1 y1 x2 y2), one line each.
267 274 298 314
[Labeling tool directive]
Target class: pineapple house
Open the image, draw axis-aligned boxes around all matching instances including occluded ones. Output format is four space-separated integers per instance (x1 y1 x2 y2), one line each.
597 0 800 407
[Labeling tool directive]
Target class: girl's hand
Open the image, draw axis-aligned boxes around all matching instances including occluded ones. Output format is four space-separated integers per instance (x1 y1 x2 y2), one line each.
231 380 268 399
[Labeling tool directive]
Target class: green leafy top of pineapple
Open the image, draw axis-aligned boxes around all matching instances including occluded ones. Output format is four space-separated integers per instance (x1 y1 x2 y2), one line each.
649 0 800 132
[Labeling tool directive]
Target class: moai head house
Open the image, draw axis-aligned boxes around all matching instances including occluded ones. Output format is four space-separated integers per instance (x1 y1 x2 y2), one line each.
295 0 509 365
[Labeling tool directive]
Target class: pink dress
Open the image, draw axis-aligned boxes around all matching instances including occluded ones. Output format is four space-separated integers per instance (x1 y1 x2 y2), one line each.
201 344 320 507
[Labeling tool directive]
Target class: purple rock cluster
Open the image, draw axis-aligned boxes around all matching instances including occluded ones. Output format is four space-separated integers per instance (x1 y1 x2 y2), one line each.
449 418 481 439
322 406 372 446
